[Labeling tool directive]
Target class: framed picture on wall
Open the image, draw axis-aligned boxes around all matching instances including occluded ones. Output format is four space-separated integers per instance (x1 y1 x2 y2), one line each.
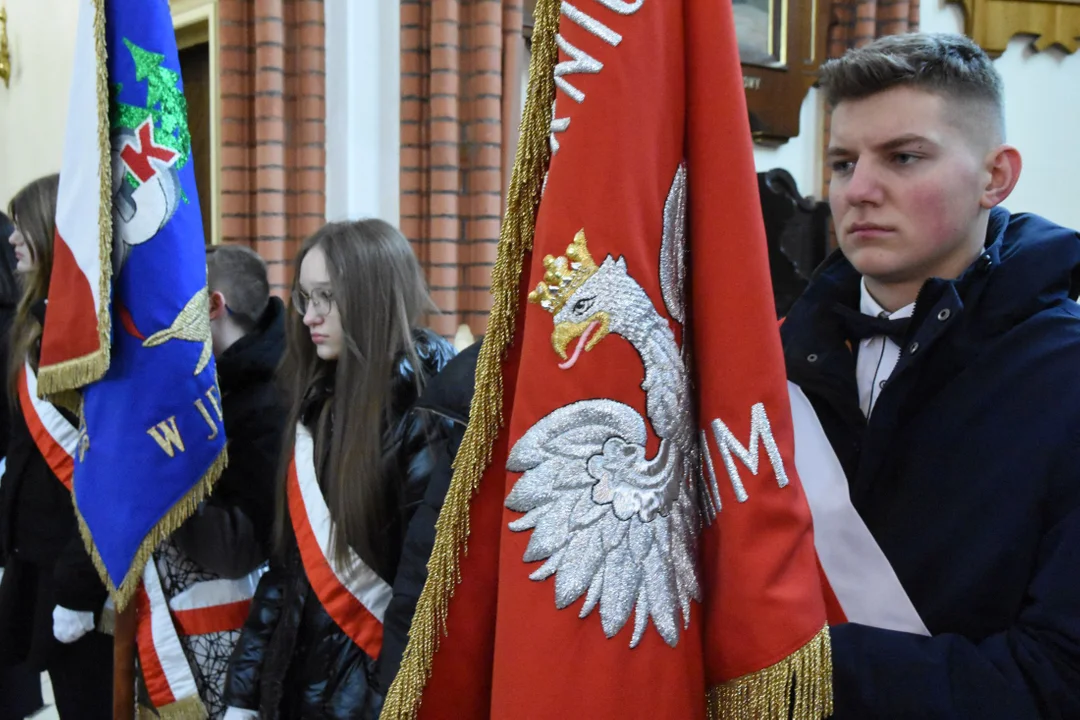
734 0 784 66
736 0 829 145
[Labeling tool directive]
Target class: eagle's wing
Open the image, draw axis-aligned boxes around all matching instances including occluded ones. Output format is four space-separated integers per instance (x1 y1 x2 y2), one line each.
506 398 699 647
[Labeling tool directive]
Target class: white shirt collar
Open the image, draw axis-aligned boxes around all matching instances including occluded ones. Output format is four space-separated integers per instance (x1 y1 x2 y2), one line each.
860 278 915 320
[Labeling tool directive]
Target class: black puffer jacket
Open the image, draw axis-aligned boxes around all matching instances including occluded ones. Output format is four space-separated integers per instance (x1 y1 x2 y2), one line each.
172 296 286 577
224 329 455 720
376 341 478 694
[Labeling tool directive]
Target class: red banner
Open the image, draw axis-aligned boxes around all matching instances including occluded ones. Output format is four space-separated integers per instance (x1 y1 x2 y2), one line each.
385 1 831 717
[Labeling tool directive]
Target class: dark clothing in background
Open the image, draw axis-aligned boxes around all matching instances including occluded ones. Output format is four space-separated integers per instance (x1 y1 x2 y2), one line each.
173 296 287 578
375 341 479 695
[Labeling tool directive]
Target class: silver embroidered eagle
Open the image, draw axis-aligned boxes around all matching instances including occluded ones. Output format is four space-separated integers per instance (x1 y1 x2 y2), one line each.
506 165 700 648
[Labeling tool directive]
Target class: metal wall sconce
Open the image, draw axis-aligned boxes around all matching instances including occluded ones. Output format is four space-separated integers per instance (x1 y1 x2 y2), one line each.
0 7 10 88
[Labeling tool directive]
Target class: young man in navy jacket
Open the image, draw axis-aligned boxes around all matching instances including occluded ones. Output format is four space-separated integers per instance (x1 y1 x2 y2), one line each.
780 33 1080 718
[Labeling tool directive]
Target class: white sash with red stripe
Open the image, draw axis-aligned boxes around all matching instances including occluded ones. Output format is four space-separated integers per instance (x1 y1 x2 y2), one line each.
168 573 261 637
137 560 201 715
18 360 79 490
137 559 262 717
788 381 930 636
288 424 392 659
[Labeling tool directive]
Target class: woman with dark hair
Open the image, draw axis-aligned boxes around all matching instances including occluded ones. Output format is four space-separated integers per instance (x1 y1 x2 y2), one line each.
0 209 45 720
224 219 455 719
0 175 112 718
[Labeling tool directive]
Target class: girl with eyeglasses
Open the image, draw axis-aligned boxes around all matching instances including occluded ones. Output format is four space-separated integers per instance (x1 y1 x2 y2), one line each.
224 219 455 719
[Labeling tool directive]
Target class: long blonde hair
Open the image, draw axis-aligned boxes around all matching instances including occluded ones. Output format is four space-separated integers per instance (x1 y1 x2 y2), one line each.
6 174 59 401
275 219 436 580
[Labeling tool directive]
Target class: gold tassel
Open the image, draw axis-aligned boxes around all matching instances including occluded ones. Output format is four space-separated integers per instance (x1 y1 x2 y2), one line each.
707 625 834 720
152 695 208 720
36 0 113 397
380 0 560 717
97 601 116 635
77 446 228 612
45 388 83 417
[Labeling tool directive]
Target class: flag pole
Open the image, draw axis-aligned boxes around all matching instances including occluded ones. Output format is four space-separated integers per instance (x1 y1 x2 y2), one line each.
113 601 137 720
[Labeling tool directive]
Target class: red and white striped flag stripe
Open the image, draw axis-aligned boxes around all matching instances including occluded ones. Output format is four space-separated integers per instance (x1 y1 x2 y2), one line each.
37 0 112 395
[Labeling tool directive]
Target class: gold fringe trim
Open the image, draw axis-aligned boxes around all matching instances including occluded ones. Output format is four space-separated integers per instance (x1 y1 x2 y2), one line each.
37 353 110 398
97 601 116 635
36 0 114 397
77 445 228 612
148 695 208 720
46 388 83 417
380 0 560 717
707 625 834 720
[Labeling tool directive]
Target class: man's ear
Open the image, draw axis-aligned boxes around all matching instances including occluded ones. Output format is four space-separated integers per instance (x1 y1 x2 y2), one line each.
980 144 1022 209
208 290 227 321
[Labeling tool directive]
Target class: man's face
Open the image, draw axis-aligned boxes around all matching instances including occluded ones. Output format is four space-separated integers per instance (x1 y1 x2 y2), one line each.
828 86 992 298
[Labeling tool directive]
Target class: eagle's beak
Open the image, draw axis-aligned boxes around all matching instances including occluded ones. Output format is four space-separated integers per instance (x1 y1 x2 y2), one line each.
551 312 610 361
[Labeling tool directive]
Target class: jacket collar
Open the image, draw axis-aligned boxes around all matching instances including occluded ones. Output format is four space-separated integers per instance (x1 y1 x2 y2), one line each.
217 296 286 392
783 207 1080 373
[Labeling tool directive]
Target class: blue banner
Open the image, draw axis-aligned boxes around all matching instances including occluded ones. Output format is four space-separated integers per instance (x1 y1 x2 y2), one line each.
74 0 226 600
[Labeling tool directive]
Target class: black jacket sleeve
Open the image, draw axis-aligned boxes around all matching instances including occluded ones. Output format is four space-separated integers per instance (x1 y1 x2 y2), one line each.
375 413 461 695
171 501 264 580
830 487 1080 718
224 564 288 710
52 532 109 614
0 474 8 565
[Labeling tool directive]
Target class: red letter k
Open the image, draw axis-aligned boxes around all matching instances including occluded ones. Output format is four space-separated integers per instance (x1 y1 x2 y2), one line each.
120 119 179 184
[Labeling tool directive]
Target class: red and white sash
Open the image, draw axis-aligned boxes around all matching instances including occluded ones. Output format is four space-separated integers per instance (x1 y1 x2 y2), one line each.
788 381 930 636
137 561 262 717
169 574 260 637
288 424 392 659
18 363 259 716
136 561 201 715
18 360 79 491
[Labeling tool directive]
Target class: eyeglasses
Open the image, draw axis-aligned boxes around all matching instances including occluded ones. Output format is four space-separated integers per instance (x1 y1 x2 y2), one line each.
292 286 334 317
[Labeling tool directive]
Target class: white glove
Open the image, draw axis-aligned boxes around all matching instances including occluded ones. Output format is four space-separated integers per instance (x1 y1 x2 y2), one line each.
223 708 260 720
52 605 96 644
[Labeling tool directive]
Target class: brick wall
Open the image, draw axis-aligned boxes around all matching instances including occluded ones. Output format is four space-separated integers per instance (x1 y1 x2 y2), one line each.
219 0 327 295
400 0 524 339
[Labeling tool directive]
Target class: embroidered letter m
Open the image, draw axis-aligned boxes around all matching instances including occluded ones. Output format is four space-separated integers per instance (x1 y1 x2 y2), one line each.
709 403 789 503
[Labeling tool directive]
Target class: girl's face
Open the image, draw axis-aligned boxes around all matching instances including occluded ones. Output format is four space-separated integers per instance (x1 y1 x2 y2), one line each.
298 246 342 361
8 223 35 274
